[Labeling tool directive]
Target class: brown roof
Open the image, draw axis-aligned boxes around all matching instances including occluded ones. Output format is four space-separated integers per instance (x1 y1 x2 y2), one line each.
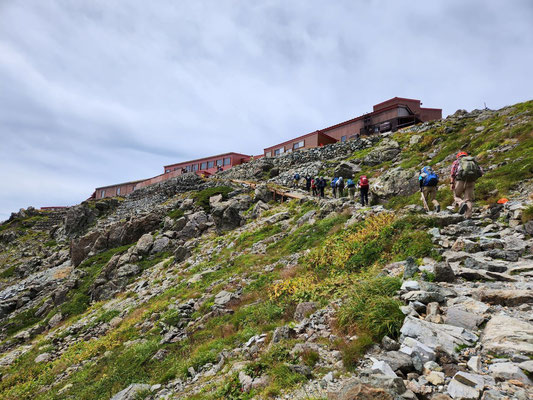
95 178 147 190
164 152 251 169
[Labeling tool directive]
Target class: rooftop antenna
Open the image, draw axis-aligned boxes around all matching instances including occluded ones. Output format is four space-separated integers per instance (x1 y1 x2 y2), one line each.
484 102 488 110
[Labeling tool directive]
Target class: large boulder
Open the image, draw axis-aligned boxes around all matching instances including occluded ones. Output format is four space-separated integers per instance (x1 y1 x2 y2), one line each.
110 384 150 400
363 139 401 166
481 315 533 356
334 162 361 179
70 213 162 266
254 184 272 203
372 167 418 200
64 204 96 237
211 194 252 231
328 372 406 400
400 316 478 357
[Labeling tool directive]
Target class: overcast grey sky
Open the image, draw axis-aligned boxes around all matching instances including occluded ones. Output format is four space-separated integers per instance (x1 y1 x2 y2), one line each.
1 0 532 221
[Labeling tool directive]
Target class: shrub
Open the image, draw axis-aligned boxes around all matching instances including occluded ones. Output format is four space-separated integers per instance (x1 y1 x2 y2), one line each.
301 349 320 368
391 230 435 261
192 186 233 211
166 208 184 219
340 333 374 371
522 205 533 224
0 265 16 279
337 276 404 340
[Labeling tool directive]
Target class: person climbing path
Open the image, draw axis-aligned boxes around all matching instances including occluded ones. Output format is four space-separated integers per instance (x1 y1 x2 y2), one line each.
419 166 440 212
450 151 483 219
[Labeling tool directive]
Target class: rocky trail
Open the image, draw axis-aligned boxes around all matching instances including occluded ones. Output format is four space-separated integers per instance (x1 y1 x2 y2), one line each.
0 101 532 399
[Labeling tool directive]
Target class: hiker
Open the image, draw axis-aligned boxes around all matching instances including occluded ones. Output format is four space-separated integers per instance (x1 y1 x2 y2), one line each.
318 177 326 198
450 151 483 218
358 175 370 206
419 166 441 212
347 177 356 199
331 177 338 198
293 173 301 188
305 175 312 192
336 176 345 198
311 177 318 196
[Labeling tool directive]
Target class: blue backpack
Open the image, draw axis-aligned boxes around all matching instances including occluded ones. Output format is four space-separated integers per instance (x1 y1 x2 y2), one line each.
294 173 300 180
347 179 355 187
330 178 338 188
421 167 439 187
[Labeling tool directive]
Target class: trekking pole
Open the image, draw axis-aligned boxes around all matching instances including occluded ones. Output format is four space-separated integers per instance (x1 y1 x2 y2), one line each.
420 191 430 212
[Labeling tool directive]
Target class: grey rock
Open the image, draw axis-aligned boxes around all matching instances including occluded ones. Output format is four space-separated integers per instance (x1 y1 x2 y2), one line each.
403 257 419 278
401 280 420 292
334 161 361 178
482 315 533 356
447 372 484 399
34 352 52 363
370 360 397 377
48 312 63 328
402 291 446 305
293 302 318 322
473 289 533 306
488 362 533 385
254 184 272 203
150 236 170 254
110 384 150 400
381 336 401 351
174 246 191 263
272 326 292 343
467 356 481 373
214 290 237 307
519 360 533 374
363 139 401 166
434 262 456 283
372 167 419 199
444 307 484 331
379 351 414 373
135 233 154 255
400 316 478 357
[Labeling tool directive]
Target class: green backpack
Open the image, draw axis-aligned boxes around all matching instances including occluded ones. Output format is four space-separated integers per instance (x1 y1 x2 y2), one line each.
457 156 482 182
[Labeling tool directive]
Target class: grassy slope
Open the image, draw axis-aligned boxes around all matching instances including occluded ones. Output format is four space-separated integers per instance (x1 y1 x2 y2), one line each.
0 100 531 400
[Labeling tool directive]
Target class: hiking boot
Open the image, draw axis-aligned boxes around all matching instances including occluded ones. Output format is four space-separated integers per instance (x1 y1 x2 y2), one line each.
435 204 441 213
458 202 468 215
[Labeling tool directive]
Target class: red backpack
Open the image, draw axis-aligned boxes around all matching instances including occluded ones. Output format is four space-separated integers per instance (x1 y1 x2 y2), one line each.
359 176 369 187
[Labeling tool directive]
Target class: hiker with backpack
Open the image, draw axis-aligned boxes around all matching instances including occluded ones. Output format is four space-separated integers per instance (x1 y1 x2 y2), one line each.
336 176 345 198
311 177 318 196
450 151 483 218
305 175 312 193
419 166 441 212
357 175 370 206
347 178 356 199
331 177 338 198
293 173 301 189
318 177 326 198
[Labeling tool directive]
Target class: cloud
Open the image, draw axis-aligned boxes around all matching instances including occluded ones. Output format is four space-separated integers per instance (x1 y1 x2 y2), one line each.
1 0 532 221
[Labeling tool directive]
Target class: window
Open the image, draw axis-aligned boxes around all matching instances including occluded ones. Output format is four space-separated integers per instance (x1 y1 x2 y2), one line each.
293 140 304 150
223 157 231 166
192 164 199 171
186 165 191 172
165 169 170 173
341 135 347 142
274 147 284 156
100 190 105 198
265 151 272 157
116 187 121 195
216 159 223 166
208 160 214 168
201 162 207 169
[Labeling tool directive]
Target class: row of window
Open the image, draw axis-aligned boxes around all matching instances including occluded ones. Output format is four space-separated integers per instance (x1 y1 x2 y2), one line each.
165 157 232 174
266 140 306 157
100 186 124 198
